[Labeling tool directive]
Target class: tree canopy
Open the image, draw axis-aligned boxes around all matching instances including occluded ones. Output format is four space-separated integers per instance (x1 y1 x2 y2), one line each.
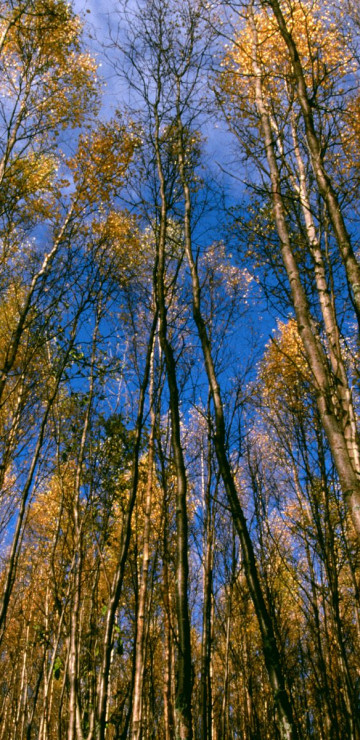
0 1 360 739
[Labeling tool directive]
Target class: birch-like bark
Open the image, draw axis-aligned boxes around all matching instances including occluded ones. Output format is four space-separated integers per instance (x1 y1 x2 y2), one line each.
159 447 176 740
249 12 360 537
264 0 360 325
288 112 360 484
13 619 31 740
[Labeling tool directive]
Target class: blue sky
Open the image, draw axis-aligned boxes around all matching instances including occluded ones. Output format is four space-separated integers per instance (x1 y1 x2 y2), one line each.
71 0 277 355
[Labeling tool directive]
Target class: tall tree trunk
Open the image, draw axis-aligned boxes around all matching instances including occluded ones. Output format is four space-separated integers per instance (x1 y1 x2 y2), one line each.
286 111 360 496
200 430 215 740
264 0 360 326
131 338 157 740
95 311 157 740
174 94 298 739
160 445 176 740
153 116 193 737
68 305 101 740
248 12 360 537
220 529 236 740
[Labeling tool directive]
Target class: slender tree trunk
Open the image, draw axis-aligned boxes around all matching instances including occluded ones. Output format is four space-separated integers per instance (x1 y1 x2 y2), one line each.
58 640 71 740
220 536 235 740
0 302 85 643
304 541 334 738
200 433 215 740
131 338 157 740
68 307 101 740
287 113 360 486
154 183 193 740
13 620 31 740
248 13 360 537
68 550 84 740
152 61 193 740
263 0 360 325
157 424 176 740
161 471 176 740
163 603 176 740
174 102 298 739
95 311 157 740
39 482 79 740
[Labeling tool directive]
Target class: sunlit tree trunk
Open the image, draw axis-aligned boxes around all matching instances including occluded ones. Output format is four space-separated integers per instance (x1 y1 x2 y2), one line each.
68 304 103 740
248 11 360 537
264 0 360 326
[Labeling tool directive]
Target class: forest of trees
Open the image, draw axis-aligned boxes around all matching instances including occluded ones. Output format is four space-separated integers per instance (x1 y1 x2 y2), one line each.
1 0 360 738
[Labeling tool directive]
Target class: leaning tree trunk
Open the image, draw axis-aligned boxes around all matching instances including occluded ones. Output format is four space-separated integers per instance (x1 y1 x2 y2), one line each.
248 13 360 538
174 92 299 740
263 0 360 327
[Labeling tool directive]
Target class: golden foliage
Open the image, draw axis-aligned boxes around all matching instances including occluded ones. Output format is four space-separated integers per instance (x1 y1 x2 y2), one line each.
0 0 98 222
3 151 58 218
91 209 144 287
340 93 360 178
1 0 98 129
259 318 311 413
70 118 139 205
220 0 354 110
7 152 57 196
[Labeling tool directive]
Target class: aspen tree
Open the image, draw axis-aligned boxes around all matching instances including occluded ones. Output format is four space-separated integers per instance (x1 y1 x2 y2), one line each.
220 0 360 538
